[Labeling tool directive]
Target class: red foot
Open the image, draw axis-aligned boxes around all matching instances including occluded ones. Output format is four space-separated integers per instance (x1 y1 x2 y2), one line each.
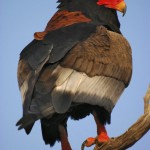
97 132 110 143
85 134 109 147
83 112 110 149
85 137 96 147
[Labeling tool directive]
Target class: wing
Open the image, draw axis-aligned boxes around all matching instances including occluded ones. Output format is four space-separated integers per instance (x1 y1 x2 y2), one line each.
17 22 98 131
51 26 132 114
61 26 132 86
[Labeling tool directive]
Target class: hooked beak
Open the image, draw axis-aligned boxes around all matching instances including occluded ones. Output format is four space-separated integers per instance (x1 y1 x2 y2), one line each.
115 1 127 16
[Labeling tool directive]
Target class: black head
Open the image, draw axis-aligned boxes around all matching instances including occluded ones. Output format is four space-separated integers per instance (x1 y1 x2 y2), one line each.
57 0 121 33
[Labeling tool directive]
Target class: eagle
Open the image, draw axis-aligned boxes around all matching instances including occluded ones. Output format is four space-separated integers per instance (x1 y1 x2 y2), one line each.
16 0 132 149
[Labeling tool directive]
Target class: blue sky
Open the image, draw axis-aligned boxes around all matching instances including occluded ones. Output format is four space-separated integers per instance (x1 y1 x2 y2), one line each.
1 0 150 150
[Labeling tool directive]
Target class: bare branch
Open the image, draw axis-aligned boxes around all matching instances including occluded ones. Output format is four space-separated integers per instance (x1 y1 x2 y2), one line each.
144 85 150 113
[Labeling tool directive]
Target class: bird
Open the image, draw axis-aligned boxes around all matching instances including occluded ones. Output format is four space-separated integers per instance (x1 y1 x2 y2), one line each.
16 0 132 149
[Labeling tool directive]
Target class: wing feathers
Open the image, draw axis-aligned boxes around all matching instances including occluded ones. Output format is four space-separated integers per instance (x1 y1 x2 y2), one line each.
50 66 125 113
61 26 132 86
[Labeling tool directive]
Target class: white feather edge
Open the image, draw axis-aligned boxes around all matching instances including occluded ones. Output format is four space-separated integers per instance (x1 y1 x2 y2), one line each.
20 65 125 114
20 73 31 104
52 65 125 113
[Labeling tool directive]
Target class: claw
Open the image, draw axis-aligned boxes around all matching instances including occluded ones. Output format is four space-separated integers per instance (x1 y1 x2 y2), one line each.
81 137 96 150
81 140 86 150
81 135 109 150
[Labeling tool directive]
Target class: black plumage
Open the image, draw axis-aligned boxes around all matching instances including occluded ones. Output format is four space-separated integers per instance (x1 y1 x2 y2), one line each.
58 0 121 33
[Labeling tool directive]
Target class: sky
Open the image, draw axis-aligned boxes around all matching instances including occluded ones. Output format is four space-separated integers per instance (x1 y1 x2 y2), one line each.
1 0 150 150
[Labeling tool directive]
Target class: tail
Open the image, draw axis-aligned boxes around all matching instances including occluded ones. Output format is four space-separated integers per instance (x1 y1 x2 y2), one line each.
41 115 68 146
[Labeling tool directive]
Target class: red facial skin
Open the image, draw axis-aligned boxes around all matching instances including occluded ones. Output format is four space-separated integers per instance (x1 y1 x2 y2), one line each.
97 0 124 9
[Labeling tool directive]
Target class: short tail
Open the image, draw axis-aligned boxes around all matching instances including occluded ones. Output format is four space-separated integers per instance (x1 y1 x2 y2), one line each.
41 115 68 146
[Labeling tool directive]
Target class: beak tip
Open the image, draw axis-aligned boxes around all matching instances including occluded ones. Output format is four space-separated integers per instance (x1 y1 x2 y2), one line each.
116 1 127 17
122 12 125 17
122 6 127 16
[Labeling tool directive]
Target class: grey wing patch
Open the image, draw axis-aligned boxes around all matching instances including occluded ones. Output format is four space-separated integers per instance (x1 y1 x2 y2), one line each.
51 66 125 113
29 92 55 118
51 67 87 113
73 75 125 112
17 57 54 132
20 40 53 70
29 65 74 115
27 42 53 70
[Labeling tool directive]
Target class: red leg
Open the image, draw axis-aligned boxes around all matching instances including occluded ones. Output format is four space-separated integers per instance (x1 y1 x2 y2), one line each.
59 125 72 150
93 112 109 142
85 112 109 147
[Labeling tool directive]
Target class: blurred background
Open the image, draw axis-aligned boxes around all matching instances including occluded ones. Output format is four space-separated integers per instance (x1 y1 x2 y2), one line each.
1 0 150 149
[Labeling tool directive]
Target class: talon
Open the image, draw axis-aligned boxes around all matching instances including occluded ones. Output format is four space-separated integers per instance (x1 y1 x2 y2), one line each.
85 137 96 147
81 137 96 150
81 140 86 150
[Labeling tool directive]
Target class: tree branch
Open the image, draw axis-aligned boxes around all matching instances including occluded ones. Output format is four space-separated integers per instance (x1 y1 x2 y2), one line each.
94 85 150 150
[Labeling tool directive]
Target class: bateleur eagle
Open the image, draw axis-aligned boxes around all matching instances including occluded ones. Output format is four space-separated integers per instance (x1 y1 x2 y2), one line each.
16 0 132 149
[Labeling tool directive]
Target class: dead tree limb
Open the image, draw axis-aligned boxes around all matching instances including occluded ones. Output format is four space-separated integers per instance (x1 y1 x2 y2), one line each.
94 85 150 150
